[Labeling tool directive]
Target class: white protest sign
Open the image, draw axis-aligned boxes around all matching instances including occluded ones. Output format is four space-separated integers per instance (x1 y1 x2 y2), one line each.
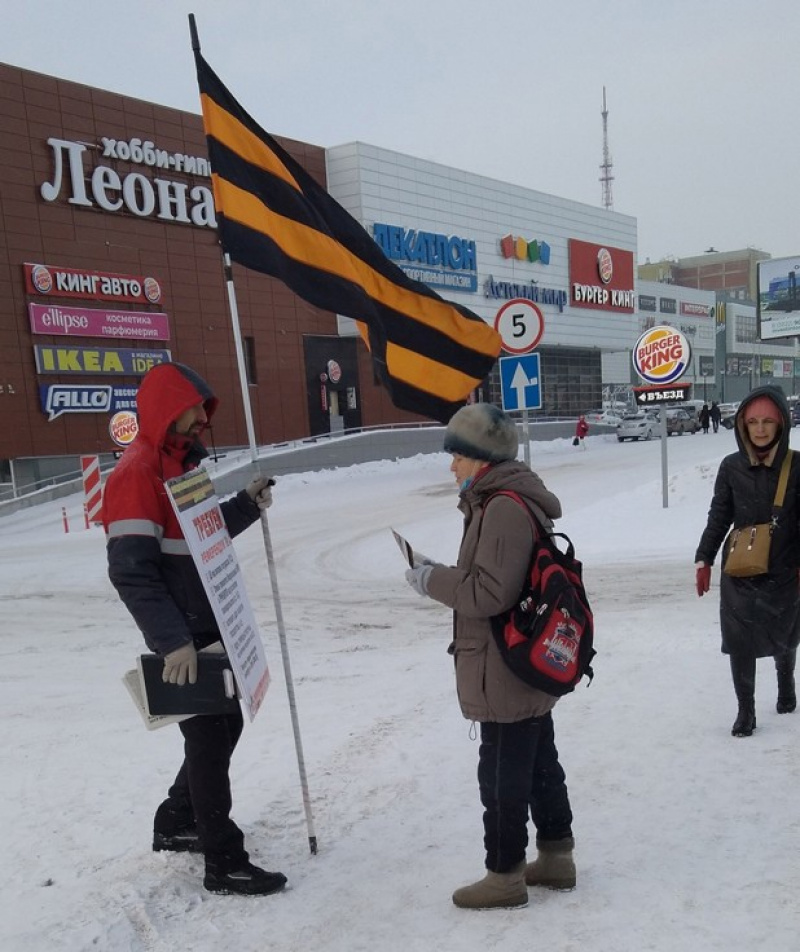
165 468 270 720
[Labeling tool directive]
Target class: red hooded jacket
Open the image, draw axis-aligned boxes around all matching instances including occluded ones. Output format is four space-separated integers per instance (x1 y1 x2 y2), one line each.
103 362 260 655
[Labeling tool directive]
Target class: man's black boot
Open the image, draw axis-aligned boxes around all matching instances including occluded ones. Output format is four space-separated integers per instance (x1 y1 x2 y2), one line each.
153 827 202 853
204 860 287 896
153 794 201 852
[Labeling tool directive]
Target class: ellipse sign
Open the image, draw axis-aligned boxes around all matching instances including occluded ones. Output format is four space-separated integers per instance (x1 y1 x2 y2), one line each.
632 325 691 385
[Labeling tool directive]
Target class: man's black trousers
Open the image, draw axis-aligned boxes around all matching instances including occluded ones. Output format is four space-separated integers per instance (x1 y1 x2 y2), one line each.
154 708 247 867
478 711 573 873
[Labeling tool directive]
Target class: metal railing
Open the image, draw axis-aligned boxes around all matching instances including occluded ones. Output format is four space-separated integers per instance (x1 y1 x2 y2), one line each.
0 415 586 516
1 460 118 502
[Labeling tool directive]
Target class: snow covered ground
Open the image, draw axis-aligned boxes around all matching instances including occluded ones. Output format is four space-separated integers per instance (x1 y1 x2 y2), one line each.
2 426 799 952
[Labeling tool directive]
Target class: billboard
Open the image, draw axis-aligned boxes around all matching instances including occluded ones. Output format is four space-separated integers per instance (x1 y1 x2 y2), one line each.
28 303 170 341
24 262 163 304
757 255 800 340
568 239 635 313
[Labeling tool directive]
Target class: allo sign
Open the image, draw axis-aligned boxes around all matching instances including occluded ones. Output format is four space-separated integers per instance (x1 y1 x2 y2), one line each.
632 325 691 385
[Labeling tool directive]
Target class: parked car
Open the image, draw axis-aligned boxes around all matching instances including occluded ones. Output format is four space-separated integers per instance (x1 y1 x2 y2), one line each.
665 407 699 435
792 403 800 427
616 412 657 442
678 401 704 421
718 402 739 429
585 408 624 426
684 411 701 434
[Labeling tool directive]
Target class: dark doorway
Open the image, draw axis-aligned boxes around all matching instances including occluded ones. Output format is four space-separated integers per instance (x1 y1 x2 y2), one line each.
303 336 363 436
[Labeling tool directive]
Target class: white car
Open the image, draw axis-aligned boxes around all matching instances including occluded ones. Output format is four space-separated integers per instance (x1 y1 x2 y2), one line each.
585 409 625 427
718 403 739 429
616 412 657 442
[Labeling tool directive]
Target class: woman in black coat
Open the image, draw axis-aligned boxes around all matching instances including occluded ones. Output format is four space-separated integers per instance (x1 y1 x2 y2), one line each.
695 386 800 737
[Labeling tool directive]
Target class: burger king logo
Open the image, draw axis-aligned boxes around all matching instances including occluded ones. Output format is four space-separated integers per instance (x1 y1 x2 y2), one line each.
597 248 613 285
632 325 691 385
327 359 342 384
109 410 139 446
31 264 53 294
143 276 162 304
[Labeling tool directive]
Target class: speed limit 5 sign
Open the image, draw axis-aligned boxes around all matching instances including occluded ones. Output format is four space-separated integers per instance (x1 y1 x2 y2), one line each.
493 299 545 354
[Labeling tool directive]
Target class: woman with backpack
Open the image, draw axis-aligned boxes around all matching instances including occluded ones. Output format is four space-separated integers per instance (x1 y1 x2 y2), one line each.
404 403 575 910
695 387 800 737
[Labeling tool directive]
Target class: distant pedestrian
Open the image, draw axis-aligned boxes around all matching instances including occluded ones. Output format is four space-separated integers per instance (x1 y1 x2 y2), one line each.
710 402 721 433
574 415 589 450
699 404 711 434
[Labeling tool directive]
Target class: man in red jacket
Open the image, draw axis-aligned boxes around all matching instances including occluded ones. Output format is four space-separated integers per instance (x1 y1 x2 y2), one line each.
103 361 285 896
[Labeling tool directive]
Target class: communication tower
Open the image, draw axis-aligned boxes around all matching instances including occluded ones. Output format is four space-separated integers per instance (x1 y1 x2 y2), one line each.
600 86 614 210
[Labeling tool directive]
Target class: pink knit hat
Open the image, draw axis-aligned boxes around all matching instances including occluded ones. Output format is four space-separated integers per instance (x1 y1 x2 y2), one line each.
744 396 781 421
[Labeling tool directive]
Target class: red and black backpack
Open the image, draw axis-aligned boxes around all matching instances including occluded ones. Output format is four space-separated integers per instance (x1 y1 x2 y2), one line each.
488 491 596 697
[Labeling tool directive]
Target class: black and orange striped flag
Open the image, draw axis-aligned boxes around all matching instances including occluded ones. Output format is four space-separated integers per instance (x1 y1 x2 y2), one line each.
193 51 501 423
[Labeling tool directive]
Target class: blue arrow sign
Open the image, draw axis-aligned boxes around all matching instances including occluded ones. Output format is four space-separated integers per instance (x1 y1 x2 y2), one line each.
499 353 541 411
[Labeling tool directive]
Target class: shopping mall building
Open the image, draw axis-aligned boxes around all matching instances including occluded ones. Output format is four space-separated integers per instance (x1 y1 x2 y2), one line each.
0 62 792 492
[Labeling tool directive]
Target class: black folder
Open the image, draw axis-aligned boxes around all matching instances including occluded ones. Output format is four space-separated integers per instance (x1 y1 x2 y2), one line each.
137 652 240 716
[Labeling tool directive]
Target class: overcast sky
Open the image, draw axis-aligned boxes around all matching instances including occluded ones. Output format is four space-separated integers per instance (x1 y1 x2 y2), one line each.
2 0 798 265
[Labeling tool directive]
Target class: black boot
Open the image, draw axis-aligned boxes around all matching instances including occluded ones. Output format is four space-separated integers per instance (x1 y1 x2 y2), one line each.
731 702 756 737
153 794 201 853
776 649 797 714
204 858 287 896
730 654 756 738
153 827 202 853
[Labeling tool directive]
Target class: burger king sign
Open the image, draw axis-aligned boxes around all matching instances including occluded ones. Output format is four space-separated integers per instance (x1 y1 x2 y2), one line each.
109 410 139 447
632 325 691 385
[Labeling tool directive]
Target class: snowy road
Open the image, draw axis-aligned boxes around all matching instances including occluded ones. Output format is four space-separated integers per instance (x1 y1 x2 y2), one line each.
2 428 799 951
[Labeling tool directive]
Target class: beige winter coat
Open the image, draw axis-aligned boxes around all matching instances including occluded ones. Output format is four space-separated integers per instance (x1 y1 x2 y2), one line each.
426 459 562 723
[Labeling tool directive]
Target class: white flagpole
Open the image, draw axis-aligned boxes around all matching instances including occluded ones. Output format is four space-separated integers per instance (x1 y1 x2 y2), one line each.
223 253 259 463
208 91 317 855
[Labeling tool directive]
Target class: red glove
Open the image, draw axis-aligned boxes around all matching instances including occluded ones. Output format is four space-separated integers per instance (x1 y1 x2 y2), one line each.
695 562 711 597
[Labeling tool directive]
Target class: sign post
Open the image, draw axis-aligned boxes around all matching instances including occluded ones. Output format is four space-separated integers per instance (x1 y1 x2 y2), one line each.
499 354 541 466
631 326 692 509
494 299 545 466
80 455 102 525
698 355 715 403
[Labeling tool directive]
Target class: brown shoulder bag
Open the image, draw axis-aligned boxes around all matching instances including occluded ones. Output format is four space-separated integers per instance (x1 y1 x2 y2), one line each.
723 451 793 578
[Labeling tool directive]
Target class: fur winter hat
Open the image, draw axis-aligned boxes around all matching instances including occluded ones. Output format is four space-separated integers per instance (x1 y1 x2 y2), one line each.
443 403 519 462
743 395 781 421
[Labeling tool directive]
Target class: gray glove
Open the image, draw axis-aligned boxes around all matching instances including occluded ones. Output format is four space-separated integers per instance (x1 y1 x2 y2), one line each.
405 564 434 597
162 642 198 685
246 476 275 510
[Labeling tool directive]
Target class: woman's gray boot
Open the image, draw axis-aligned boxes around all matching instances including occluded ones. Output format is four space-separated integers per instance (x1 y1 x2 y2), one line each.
452 860 527 909
524 837 576 890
